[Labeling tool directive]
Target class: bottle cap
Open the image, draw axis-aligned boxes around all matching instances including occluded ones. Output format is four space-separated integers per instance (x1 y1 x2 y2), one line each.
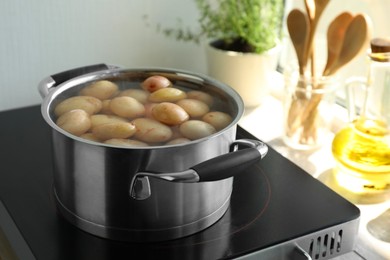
370 38 390 61
371 38 390 53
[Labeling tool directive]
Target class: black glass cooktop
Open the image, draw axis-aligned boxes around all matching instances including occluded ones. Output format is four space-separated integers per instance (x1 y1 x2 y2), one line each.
0 105 359 260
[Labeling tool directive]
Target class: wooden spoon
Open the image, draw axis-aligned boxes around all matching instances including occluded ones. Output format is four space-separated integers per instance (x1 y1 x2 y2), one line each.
323 12 354 75
296 14 372 140
305 0 330 77
313 0 331 18
304 0 315 21
287 9 310 75
325 14 372 76
305 0 330 24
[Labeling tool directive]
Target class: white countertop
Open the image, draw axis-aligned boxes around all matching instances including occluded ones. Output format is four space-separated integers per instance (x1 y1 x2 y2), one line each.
238 79 390 260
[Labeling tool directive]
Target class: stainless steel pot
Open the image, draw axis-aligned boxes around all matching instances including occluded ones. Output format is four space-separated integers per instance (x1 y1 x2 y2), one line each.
39 64 268 242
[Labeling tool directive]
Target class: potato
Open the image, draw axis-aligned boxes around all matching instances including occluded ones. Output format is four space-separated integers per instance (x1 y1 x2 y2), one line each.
80 133 101 142
132 118 173 143
104 138 148 147
92 121 136 141
176 99 210 118
179 120 216 140
53 73 231 147
119 89 150 104
151 102 189 125
187 90 214 107
148 88 187 103
144 102 158 118
90 114 128 129
169 125 183 140
110 96 145 118
54 96 102 116
79 80 119 100
100 99 113 115
202 111 233 130
56 109 91 136
141 75 172 93
167 137 191 145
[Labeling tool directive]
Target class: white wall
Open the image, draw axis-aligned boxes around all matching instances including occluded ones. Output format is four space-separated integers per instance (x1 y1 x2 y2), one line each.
0 0 205 111
1 0 389 111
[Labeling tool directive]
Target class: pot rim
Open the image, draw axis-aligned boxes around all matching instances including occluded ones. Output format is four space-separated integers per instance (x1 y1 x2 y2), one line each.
40 67 244 150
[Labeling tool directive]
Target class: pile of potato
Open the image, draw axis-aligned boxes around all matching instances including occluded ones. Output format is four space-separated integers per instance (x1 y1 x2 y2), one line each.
54 75 233 147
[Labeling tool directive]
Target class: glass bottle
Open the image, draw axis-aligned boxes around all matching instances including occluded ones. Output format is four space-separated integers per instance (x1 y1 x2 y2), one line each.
332 38 390 201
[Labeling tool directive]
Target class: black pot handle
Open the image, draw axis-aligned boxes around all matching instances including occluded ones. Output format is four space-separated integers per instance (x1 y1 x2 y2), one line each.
51 63 110 87
38 63 118 98
130 139 267 200
192 140 267 181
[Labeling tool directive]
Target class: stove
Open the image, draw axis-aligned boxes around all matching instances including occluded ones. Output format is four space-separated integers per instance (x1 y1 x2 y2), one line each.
0 105 360 260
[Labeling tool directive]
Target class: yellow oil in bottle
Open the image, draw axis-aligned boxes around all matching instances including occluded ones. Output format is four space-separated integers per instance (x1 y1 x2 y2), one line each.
332 117 390 194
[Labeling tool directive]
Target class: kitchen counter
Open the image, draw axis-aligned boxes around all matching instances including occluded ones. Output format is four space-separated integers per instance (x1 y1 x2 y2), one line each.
238 80 390 259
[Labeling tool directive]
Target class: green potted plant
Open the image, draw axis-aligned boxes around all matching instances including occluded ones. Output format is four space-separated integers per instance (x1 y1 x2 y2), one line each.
160 0 285 107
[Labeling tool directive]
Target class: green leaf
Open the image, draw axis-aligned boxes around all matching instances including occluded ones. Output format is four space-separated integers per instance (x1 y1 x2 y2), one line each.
155 0 284 54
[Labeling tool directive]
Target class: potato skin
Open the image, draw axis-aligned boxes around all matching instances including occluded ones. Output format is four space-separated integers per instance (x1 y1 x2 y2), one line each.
90 114 128 129
79 80 119 100
179 120 216 140
109 96 145 118
148 88 187 103
202 111 233 130
141 75 172 93
176 99 210 118
54 96 102 116
100 100 114 115
56 109 91 136
132 118 173 143
92 122 136 141
151 102 189 125
187 90 214 107
119 89 150 104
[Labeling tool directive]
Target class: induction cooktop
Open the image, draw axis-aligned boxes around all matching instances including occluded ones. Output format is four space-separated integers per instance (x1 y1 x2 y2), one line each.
0 105 360 260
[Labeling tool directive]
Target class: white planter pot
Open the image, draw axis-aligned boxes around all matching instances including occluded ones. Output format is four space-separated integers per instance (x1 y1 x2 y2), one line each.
206 43 280 107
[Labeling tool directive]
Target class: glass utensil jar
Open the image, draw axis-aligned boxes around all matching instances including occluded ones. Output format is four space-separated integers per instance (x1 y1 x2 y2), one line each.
332 38 390 200
283 70 340 150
